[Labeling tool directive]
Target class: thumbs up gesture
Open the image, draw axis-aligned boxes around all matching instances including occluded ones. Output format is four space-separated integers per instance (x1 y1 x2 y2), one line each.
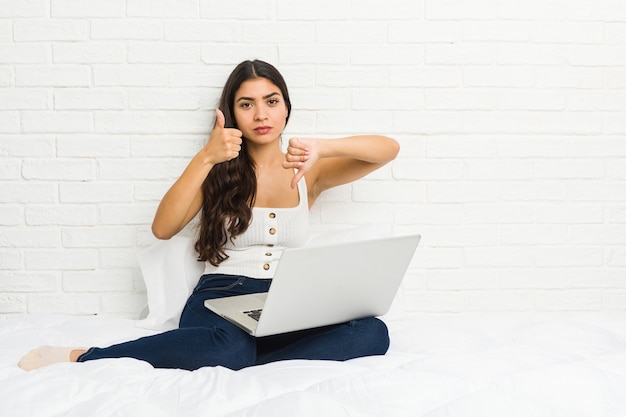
205 109 243 164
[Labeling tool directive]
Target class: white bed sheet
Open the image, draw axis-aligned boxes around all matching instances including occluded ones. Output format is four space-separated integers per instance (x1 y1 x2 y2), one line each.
2 312 626 417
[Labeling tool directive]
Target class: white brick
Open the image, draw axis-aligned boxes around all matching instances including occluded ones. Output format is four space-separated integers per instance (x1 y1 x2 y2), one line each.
99 158 187 180
0 158 19 179
27 294 100 314
317 111 391 134
316 22 387 44
568 45 626 66
495 89 564 111
165 20 240 41
0 295 27 313
607 205 626 223
427 269 499 290
130 136 203 157
22 158 95 181
500 225 568 246
390 66 460 88
53 42 125 64
465 160 534 180
496 136 568 158
352 44 423 65
427 226 498 247
426 0 498 19
276 0 350 20
60 182 133 203
0 272 57 292
404 291 464 313
428 183 499 203
0 112 19 133
240 22 313 44
498 0 567 20
95 111 210 134
128 89 203 110
394 204 464 225
569 225 626 246
534 290 603 311
99 248 140 268
21 111 93 133
393 111 462 134
91 19 163 40
200 0 271 19
278 45 348 65
94 65 168 87
62 227 135 248
0 228 61 248
393 159 464 181
463 66 533 88
535 159 604 179
56 135 129 157
414 247 464 268
14 19 88 41
463 111 602 135
0 67 12 86
424 89 493 110
0 44 48 64
500 269 569 290
100 294 146 316
0 0 47 17
0 137 55 157
352 181 426 203
16 66 91 87
129 42 199 64
390 21 460 43
532 22 603 44
127 0 199 18
319 202 393 224
54 88 126 110
99 203 156 225
25 204 98 226
0 183 57 203
466 291 533 311
316 68 388 88
63 270 134 292
0 205 23 225
500 180 563 204
464 204 535 224
605 112 626 134
51 0 125 17
0 88 48 110
426 44 494 65
0 21 11 41
295 89 350 111
535 67 602 89
427 136 494 158
351 0 423 19
0 249 23 270
608 248 626 267
605 68 626 88
569 182 626 202
203 44 278 66
536 204 604 224
462 21 530 42
25 248 99 270
465 247 534 267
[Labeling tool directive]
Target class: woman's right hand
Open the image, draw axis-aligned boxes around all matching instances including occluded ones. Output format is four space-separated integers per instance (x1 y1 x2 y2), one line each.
203 109 243 165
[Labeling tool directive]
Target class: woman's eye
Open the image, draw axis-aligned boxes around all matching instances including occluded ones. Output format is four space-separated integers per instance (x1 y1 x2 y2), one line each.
268 99 279 105
240 102 252 109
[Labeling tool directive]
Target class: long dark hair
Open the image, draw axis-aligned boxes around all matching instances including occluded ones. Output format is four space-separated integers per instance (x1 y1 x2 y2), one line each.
195 60 292 266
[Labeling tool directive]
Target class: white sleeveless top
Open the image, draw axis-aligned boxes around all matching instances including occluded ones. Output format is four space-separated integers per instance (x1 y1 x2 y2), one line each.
202 178 309 279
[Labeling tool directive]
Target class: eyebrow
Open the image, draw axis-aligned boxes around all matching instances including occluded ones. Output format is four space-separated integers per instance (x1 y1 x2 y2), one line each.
236 92 281 102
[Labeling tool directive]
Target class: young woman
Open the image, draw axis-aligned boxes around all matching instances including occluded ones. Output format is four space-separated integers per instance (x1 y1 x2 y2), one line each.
19 60 400 371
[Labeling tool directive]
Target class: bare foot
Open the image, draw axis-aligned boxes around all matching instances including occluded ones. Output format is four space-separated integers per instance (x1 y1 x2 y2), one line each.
18 346 86 371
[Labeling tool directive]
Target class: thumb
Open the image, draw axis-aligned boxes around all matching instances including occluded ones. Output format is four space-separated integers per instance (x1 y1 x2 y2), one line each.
215 108 226 129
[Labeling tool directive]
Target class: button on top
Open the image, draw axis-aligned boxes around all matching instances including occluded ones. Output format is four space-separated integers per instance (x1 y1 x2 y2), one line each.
269 227 276 235
265 252 272 257
269 212 276 219
263 263 270 270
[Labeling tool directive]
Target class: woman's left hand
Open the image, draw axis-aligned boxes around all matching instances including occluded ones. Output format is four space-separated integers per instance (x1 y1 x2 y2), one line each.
283 138 319 189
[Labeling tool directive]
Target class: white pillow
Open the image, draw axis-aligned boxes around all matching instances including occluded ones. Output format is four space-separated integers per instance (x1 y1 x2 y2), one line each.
135 236 204 331
135 224 401 331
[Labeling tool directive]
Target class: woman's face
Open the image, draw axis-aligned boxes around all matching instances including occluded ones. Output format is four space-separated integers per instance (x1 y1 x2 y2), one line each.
233 77 289 146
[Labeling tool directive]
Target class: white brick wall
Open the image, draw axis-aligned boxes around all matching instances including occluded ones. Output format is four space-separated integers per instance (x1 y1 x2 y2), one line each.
1 0 625 317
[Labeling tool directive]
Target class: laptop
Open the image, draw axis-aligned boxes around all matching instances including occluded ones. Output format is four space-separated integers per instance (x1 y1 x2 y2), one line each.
204 234 420 337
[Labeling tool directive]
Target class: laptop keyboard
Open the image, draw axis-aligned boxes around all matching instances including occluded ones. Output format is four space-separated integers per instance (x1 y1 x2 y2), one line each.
243 309 262 321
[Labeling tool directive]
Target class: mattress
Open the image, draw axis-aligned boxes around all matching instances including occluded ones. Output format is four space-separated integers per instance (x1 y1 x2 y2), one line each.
2 311 626 417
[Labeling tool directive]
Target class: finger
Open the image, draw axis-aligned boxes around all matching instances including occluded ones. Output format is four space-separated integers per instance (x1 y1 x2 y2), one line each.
215 108 226 129
291 170 304 189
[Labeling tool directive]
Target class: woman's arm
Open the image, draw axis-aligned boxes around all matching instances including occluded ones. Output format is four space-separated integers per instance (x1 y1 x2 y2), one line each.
152 110 243 239
283 135 400 205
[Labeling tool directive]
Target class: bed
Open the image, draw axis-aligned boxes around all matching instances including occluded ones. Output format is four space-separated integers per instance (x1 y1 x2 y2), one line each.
2 234 626 416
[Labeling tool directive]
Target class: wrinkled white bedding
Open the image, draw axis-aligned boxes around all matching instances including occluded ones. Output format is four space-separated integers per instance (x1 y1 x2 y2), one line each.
2 311 626 417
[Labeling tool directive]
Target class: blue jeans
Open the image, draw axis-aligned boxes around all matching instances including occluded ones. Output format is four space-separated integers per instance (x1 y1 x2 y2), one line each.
78 274 390 371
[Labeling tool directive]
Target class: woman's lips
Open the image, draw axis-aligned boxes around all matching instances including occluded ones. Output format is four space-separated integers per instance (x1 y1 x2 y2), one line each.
254 126 271 134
